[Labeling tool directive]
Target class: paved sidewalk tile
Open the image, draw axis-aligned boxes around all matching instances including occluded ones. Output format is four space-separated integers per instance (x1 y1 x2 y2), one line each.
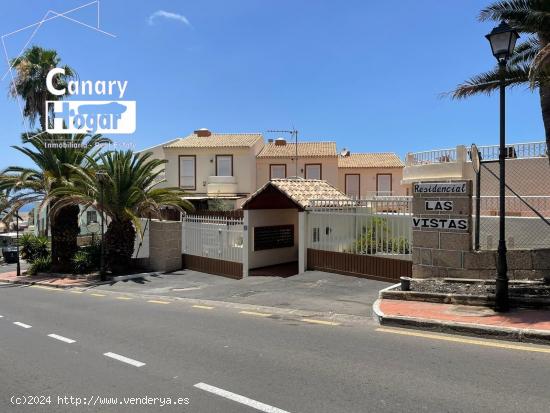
379 299 550 331
0 271 89 287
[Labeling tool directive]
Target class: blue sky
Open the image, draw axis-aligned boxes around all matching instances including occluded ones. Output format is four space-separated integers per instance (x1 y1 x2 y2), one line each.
0 0 544 169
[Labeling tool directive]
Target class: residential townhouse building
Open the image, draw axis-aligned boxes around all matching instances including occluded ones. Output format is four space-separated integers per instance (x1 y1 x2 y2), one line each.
161 129 265 209
138 129 407 211
256 139 339 187
337 152 407 198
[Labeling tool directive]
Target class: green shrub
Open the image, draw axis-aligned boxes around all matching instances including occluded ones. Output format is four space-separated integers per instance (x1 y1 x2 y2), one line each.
390 237 410 254
19 233 49 263
72 241 102 274
28 255 52 275
72 251 90 274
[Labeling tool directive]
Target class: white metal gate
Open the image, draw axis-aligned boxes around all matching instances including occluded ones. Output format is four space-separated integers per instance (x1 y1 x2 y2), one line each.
182 215 244 263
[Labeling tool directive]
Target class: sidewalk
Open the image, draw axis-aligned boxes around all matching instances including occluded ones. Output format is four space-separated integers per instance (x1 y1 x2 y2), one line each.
374 298 550 344
0 271 92 288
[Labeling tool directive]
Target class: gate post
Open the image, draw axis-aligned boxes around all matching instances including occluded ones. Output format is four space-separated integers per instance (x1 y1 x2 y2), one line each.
242 210 249 278
412 181 472 278
298 211 307 274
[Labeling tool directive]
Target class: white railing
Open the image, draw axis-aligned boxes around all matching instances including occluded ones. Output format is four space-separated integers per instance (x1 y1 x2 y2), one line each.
307 199 412 258
182 215 244 263
410 148 457 165
475 141 547 161
407 141 547 166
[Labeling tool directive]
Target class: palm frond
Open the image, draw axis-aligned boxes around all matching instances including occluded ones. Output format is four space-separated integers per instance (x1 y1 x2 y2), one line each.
479 0 550 33
447 63 531 99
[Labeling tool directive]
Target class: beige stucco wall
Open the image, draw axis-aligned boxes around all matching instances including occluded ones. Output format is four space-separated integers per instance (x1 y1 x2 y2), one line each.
256 156 339 189
163 138 264 196
247 209 299 269
337 167 407 197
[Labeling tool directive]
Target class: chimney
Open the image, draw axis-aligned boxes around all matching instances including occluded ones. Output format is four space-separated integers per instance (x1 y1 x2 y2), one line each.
268 139 274 143
274 138 286 146
194 128 211 137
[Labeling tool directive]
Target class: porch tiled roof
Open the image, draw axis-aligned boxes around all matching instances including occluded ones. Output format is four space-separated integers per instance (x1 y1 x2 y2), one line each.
243 178 349 210
338 153 404 168
257 142 337 158
164 133 263 148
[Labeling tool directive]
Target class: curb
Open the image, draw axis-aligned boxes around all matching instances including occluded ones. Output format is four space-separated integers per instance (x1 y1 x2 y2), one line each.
372 299 550 345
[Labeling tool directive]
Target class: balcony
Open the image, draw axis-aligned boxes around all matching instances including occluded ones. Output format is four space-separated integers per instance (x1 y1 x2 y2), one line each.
402 141 548 184
206 176 238 196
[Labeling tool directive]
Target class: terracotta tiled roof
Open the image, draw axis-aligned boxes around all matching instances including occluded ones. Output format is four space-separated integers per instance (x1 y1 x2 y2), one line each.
338 153 404 168
243 178 349 209
257 142 337 158
164 133 263 148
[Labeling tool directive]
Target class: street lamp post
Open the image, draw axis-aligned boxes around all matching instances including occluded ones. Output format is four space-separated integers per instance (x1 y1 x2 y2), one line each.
96 171 108 281
16 209 20 277
485 21 519 312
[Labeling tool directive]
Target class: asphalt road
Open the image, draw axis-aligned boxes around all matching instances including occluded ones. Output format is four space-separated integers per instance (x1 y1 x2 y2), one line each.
1 283 550 412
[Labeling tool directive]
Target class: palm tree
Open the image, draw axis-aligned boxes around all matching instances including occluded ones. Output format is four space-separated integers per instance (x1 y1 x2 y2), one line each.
48 150 194 273
0 132 110 271
9 45 76 131
450 1 550 159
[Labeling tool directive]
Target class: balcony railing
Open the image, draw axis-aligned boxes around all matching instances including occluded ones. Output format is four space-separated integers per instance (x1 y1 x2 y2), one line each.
407 141 547 166
410 148 457 165
475 141 547 161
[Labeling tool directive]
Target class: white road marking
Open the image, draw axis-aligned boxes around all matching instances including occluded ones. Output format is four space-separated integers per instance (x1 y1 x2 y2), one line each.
103 352 146 367
0 315 3 318
47 334 76 344
13 322 31 329
194 382 291 413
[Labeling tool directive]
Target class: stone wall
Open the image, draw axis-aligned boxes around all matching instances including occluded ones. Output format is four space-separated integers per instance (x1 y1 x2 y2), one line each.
148 220 182 272
462 249 550 280
412 181 472 278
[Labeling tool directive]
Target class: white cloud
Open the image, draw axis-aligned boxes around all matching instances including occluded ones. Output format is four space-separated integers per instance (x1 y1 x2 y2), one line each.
148 10 191 27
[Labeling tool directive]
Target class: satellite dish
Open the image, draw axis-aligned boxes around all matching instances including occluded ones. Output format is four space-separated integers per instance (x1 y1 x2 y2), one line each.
470 143 481 174
340 148 350 157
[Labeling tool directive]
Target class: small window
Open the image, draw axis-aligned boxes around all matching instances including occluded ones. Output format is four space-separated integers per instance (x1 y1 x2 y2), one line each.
305 164 321 179
86 211 97 224
216 155 233 176
313 227 320 243
270 164 286 179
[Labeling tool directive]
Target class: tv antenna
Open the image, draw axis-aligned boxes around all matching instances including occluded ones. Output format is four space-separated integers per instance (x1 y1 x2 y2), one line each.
267 128 299 177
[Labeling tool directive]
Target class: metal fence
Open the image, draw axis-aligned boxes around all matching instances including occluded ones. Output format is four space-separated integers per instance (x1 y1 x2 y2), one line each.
307 199 412 259
474 159 550 250
182 215 244 263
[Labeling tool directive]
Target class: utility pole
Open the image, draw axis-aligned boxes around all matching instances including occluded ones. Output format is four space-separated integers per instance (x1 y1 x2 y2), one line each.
267 128 299 177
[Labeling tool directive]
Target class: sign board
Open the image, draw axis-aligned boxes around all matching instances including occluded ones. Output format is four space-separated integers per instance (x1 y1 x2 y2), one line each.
413 182 467 194
254 225 294 251
425 200 453 211
413 217 468 230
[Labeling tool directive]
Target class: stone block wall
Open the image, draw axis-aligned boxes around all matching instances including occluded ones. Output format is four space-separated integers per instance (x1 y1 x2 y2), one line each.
412 181 472 278
148 220 182 272
462 249 550 280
